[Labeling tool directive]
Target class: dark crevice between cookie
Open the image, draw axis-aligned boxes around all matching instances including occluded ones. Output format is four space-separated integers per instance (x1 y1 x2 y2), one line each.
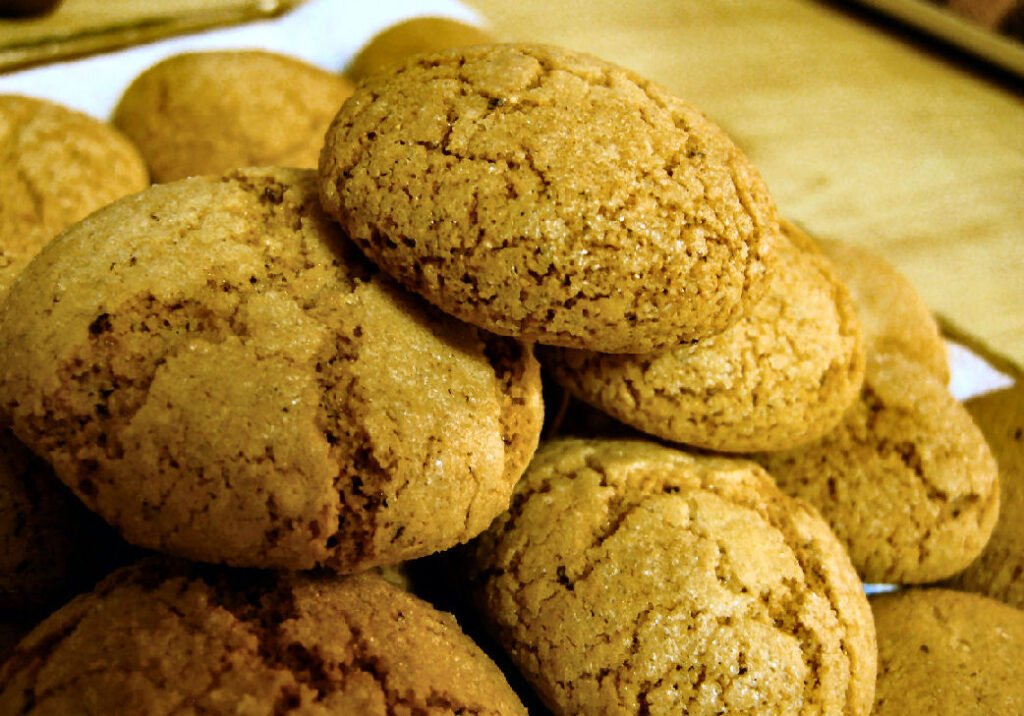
0 595 93 704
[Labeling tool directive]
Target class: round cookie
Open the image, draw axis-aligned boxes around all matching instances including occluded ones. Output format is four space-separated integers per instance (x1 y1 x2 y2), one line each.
0 167 543 572
871 588 1024 715
468 438 876 716
0 559 528 715
755 352 999 584
112 51 354 183
815 235 949 384
0 94 148 296
320 43 777 353
950 384 1024 608
345 16 497 83
541 227 864 452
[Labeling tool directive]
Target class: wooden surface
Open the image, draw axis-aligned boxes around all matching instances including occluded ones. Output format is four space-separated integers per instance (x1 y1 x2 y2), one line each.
0 0 301 71
468 0 1024 370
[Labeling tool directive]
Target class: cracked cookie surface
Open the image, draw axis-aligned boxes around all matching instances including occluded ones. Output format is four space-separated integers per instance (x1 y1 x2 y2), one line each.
319 43 777 353
0 559 527 715
0 167 543 572
950 384 1024 608
755 353 999 584
112 51 354 183
540 226 864 452
467 438 875 716
871 588 1024 715
0 94 148 296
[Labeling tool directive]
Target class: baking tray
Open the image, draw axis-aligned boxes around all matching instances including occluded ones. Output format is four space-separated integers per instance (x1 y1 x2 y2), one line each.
847 0 1024 77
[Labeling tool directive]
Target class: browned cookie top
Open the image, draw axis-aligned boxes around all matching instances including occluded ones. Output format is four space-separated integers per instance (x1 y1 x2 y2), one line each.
0 559 527 715
756 352 999 584
320 44 777 353
468 438 876 716
541 227 864 452
0 94 148 295
345 16 497 83
0 167 543 572
871 588 1024 715
113 51 354 183
952 383 1024 608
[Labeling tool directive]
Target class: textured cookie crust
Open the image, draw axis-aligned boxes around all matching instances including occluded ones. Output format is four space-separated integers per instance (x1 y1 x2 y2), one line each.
0 560 527 715
468 438 876 716
541 229 864 452
345 16 497 83
0 94 148 295
0 167 543 572
951 384 1024 608
871 588 1024 715
112 51 354 183
756 353 999 584
320 43 777 353
816 235 949 384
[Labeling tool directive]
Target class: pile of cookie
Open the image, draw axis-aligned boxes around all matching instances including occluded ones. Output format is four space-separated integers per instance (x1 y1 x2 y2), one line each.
1 19 1022 716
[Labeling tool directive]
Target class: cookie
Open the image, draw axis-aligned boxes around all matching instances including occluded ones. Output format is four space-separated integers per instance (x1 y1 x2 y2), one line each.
950 384 1024 608
871 588 1024 715
0 559 527 714
112 51 354 183
0 167 543 572
0 94 148 296
320 43 777 353
814 233 949 384
468 438 876 715
755 352 999 584
541 227 864 452
345 16 497 83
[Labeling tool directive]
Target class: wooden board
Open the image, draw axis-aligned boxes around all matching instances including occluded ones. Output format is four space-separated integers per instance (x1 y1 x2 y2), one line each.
468 0 1024 371
0 0 302 72
851 0 1024 77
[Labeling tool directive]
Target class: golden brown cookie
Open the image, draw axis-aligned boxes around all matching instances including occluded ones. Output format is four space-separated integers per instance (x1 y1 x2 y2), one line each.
0 167 543 572
950 384 1024 608
541 228 864 452
0 94 148 295
755 352 999 584
468 438 876 716
112 51 354 183
0 559 527 714
345 16 497 83
320 43 777 353
815 235 949 384
871 588 1024 715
